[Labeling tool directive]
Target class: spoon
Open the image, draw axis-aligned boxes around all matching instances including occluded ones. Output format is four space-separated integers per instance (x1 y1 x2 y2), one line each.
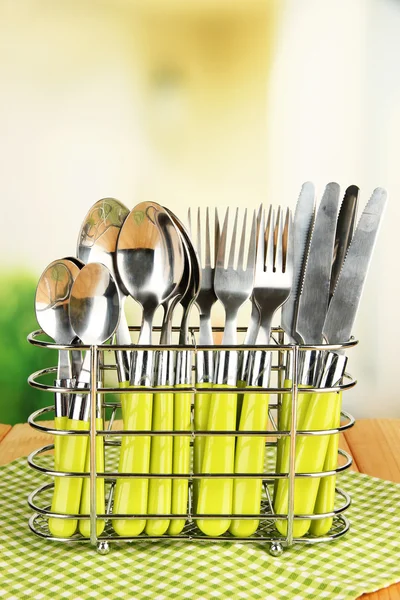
77 198 131 383
112 201 184 537
144 217 192 536
146 210 200 536
35 258 81 465
165 209 202 535
48 262 120 539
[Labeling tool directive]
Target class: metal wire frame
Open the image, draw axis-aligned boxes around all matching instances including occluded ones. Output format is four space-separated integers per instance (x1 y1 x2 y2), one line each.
26 327 358 555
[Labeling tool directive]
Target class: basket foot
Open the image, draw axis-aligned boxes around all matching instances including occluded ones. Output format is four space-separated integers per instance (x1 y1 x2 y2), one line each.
269 542 283 557
97 541 110 555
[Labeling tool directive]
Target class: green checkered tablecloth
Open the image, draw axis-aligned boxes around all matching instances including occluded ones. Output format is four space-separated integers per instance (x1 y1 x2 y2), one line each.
1 458 399 600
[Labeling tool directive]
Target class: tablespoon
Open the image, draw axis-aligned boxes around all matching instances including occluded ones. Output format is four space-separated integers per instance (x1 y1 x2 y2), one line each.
145 224 191 537
165 209 201 535
48 263 120 538
148 217 191 536
35 258 80 467
113 202 184 537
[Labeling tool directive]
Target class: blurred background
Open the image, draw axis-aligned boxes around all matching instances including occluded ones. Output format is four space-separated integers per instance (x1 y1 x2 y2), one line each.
0 0 398 424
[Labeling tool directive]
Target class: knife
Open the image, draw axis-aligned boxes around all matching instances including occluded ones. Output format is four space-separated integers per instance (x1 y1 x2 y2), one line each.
277 183 315 491
274 182 341 537
310 184 359 535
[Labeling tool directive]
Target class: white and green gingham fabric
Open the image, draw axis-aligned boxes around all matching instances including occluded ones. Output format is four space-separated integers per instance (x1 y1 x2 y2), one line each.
1 458 399 600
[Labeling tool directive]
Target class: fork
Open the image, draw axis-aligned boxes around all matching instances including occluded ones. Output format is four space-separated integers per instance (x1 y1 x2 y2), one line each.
196 208 256 536
188 207 220 507
229 206 293 537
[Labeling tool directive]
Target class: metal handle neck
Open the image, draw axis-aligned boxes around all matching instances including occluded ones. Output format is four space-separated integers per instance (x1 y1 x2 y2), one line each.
214 350 238 386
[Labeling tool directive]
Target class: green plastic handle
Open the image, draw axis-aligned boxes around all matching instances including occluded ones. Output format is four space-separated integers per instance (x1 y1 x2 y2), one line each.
196 384 237 536
145 390 173 536
54 415 68 471
167 385 191 535
309 391 342 536
229 389 269 537
48 419 89 538
193 382 212 509
235 378 247 429
112 382 153 536
79 417 105 537
274 390 339 537
274 381 312 497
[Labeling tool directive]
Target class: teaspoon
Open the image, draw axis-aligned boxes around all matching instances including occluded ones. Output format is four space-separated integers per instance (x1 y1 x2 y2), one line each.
48 262 120 539
35 258 80 464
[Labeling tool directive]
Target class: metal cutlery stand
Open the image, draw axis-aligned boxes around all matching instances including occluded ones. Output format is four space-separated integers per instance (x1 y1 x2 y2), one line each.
27 327 357 556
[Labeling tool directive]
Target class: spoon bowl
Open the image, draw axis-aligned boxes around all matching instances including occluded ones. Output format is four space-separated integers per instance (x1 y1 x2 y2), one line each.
69 262 121 346
117 202 185 345
35 258 80 347
77 198 130 292
77 197 131 381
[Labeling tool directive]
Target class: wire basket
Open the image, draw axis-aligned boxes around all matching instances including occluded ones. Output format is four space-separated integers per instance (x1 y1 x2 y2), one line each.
27 327 357 555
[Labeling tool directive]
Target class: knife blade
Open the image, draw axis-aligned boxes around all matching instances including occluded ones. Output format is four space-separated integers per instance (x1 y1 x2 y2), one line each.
329 185 359 301
296 182 341 344
323 186 387 345
281 181 315 343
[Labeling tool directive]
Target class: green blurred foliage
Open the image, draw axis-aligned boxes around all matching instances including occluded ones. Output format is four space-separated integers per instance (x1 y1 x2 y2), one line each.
0 271 57 425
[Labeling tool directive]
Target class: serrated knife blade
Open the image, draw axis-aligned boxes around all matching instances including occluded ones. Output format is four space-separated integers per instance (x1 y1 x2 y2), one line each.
296 182 341 344
281 181 315 342
323 187 387 345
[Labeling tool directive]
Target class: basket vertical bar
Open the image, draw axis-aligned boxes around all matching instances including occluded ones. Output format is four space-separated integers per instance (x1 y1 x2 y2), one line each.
89 344 98 547
286 345 299 546
277 330 285 429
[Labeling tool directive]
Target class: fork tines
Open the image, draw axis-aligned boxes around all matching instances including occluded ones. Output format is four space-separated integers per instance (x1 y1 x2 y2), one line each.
188 207 220 270
258 206 293 275
217 207 257 272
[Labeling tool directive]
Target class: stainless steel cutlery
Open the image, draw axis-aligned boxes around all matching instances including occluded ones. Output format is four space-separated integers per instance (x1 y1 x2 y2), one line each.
230 205 293 538
48 262 120 538
34 182 387 541
196 208 256 536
